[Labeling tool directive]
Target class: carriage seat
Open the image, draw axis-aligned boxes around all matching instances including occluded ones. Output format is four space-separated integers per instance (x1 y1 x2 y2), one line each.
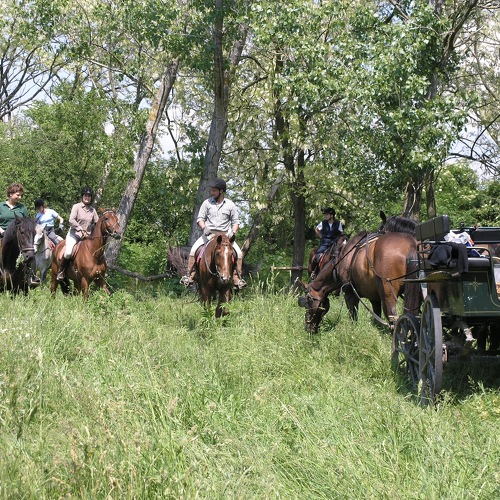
466 257 491 269
416 215 450 242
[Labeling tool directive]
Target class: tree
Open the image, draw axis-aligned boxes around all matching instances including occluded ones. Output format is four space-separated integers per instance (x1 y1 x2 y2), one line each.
0 0 69 120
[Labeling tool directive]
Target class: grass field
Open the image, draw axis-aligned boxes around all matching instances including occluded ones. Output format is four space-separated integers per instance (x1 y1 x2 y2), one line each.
1 282 500 498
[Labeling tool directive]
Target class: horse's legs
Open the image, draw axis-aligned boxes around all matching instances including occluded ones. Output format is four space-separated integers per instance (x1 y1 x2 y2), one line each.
343 285 359 321
199 284 212 311
94 273 110 294
216 288 232 318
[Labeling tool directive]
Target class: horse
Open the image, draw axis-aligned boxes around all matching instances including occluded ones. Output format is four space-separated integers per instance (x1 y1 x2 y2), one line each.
379 210 417 236
0 216 39 294
307 234 349 280
34 225 54 282
304 228 420 333
195 233 237 318
50 209 121 298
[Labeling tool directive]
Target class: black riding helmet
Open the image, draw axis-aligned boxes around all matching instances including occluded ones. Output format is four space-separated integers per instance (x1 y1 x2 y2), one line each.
81 186 94 200
323 207 335 216
34 198 45 209
211 178 227 192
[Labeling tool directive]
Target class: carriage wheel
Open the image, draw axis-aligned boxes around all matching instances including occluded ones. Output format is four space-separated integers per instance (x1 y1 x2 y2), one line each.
419 294 443 406
392 314 420 391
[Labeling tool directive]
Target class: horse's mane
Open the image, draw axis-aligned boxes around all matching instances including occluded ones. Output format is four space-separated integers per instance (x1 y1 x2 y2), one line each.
3 216 36 244
380 215 417 236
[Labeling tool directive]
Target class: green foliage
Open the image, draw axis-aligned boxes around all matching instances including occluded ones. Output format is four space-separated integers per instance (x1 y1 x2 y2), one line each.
434 163 500 227
1 290 500 497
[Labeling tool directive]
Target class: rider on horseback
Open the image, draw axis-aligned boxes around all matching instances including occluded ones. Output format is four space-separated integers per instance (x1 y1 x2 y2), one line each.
0 183 40 286
313 207 343 266
181 178 247 289
56 186 98 281
34 198 64 246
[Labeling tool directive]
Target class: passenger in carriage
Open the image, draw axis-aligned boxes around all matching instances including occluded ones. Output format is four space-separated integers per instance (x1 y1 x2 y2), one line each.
34 198 64 246
312 207 343 265
180 178 247 289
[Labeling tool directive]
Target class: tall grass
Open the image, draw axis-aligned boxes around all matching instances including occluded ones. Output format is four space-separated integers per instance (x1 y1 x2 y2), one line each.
1 285 499 498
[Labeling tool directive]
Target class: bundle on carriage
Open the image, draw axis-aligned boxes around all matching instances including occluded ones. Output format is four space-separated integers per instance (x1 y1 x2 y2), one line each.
393 215 500 405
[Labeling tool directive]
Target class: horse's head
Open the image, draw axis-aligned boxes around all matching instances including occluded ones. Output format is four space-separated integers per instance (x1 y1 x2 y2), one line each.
379 211 416 236
302 236 349 333
213 233 234 285
304 282 330 334
99 209 121 240
33 224 45 253
12 215 37 262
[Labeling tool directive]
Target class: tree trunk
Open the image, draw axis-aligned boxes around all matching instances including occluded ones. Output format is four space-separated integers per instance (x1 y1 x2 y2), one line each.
189 2 248 244
425 169 437 219
240 173 283 258
402 180 422 220
106 58 179 266
290 154 306 291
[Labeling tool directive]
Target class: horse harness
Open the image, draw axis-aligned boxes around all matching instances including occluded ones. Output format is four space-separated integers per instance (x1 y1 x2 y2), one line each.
201 237 235 280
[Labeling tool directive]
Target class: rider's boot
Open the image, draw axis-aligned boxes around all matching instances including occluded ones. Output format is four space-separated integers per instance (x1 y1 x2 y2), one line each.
180 255 196 287
56 257 69 281
233 259 247 289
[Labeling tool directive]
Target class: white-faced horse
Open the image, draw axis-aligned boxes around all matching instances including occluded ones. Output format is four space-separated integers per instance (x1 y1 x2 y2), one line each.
34 225 53 282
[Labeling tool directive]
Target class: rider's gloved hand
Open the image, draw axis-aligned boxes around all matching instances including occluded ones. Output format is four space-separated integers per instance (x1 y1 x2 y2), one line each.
204 227 212 236
227 229 234 238
59 224 65 232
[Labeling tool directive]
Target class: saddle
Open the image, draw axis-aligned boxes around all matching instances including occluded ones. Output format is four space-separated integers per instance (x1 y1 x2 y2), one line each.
56 241 81 261
195 240 237 267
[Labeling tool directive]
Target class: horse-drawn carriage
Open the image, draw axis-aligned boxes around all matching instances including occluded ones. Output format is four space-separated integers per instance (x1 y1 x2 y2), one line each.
393 215 500 405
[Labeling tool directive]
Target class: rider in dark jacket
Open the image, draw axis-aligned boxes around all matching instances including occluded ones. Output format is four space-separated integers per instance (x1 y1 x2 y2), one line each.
314 207 342 262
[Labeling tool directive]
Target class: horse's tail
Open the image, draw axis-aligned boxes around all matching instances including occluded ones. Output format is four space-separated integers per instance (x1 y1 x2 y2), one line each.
403 246 421 315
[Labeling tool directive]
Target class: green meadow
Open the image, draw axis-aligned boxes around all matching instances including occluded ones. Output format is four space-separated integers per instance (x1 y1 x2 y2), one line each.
1 283 500 498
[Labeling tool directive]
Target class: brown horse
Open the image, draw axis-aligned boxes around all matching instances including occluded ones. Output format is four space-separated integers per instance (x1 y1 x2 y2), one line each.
0 216 39 294
304 230 420 333
307 233 349 280
195 233 236 318
50 209 121 298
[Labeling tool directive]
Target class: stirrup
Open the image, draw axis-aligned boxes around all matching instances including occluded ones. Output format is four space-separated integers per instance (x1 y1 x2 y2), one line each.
235 278 247 289
56 271 65 281
180 275 192 287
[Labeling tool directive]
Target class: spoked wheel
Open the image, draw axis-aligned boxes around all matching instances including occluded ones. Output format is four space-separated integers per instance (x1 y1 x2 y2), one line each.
392 314 420 392
419 294 443 406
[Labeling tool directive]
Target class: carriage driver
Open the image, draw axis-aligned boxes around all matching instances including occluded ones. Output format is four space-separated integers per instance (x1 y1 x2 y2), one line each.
180 178 247 289
56 186 99 281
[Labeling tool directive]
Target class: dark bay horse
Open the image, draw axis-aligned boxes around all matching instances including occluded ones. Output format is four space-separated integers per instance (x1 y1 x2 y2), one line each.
195 233 236 318
50 209 120 298
307 234 349 280
0 216 38 294
304 217 420 333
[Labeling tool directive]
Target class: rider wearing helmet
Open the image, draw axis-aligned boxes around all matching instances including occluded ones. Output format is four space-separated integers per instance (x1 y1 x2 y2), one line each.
56 186 99 281
34 198 64 245
313 207 343 265
180 177 247 289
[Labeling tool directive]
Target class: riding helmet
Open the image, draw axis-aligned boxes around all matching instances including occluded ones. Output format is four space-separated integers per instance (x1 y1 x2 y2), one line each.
81 186 94 199
34 198 45 209
323 207 335 216
211 178 227 192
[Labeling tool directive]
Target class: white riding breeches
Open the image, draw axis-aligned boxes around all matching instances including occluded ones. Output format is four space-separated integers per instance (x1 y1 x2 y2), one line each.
64 232 79 259
189 234 243 259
